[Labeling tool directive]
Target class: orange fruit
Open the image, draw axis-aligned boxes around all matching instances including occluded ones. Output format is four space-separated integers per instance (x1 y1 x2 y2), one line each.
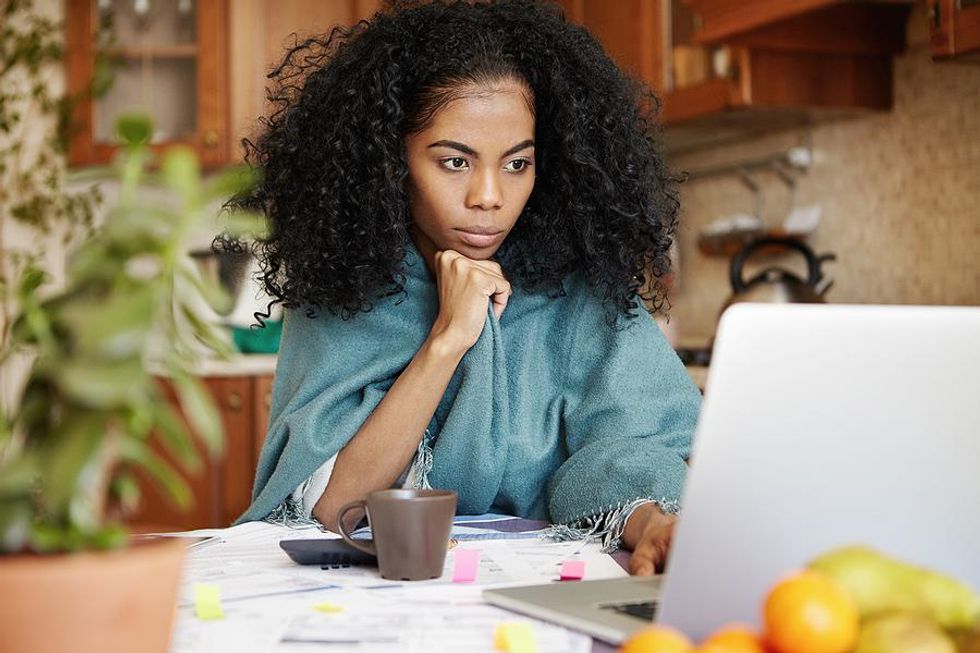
621 626 695 653
697 624 767 652
763 570 859 653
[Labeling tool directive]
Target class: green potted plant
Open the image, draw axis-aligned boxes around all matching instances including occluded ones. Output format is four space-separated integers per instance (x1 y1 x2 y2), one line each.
0 113 263 653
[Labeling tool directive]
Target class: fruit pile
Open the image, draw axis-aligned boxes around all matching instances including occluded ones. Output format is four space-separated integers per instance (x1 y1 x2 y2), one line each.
621 546 980 653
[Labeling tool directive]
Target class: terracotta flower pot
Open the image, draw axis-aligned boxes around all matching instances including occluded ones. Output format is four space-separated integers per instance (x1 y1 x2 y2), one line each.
0 537 186 653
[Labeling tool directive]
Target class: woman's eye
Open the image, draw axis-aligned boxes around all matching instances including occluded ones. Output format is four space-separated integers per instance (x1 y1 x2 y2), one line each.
505 159 531 172
440 157 468 171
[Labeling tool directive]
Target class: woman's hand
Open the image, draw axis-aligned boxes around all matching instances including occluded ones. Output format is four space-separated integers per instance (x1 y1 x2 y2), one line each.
623 503 678 576
428 249 512 354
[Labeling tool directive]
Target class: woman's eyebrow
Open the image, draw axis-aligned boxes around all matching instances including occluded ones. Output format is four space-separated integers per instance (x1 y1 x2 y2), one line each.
427 139 535 158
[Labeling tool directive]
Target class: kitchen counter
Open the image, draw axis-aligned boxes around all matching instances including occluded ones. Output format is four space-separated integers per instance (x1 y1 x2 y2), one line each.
187 353 705 390
188 355 707 397
190 354 278 377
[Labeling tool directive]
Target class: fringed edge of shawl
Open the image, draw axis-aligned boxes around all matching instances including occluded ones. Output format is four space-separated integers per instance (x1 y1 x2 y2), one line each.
542 496 681 553
263 496 329 531
408 429 434 490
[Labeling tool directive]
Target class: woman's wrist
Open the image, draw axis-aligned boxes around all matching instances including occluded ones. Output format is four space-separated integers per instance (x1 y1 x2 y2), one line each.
421 330 469 366
623 502 664 550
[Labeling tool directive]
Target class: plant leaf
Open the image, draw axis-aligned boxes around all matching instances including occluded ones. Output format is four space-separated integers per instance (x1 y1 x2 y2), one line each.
115 112 152 146
149 401 201 472
202 164 261 203
101 203 178 247
178 253 233 315
161 146 201 208
0 501 33 554
57 358 147 409
29 523 67 553
177 300 235 357
218 210 268 240
0 456 36 499
110 470 141 516
37 411 106 515
58 285 158 359
119 438 191 511
88 523 127 550
171 373 224 457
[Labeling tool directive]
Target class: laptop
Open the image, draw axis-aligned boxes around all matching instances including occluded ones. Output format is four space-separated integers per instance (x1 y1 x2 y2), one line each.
484 303 980 644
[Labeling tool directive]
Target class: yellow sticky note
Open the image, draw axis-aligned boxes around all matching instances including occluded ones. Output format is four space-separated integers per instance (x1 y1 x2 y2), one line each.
312 602 345 614
194 583 224 620
494 622 538 653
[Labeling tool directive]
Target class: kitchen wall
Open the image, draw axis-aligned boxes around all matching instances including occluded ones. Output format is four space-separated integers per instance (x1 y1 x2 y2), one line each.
1 0 68 285
666 7 980 343
1 0 64 411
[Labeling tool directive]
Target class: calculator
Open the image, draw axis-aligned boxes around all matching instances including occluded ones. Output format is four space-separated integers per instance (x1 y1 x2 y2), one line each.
279 538 377 567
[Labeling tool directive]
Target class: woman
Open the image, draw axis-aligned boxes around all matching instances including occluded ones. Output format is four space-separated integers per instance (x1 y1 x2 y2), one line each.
231 0 701 576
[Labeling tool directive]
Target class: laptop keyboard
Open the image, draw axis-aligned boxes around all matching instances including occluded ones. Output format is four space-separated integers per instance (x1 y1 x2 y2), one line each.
600 600 658 621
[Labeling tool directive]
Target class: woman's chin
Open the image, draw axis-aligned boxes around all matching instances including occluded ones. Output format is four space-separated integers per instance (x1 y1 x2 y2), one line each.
460 244 500 258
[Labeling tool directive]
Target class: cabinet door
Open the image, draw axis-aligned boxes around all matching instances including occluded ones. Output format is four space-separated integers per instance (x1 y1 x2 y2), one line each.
554 0 668 92
228 0 383 163
127 375 255 531
66 0 231 167
252 373 275 468
928 0 980 59
208 376 256 526
126 378 224 531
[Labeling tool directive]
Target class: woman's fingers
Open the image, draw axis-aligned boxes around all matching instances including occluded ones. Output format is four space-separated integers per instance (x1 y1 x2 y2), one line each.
485 276 512 321
431 249 512 351
629 542 656 576
628 517 676 576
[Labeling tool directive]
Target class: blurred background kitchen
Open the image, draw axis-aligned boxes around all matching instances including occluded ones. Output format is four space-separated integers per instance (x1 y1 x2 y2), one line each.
2 0 977 528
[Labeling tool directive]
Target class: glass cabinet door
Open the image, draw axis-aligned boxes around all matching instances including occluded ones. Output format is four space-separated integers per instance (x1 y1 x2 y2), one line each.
93 0 198 146
67 0 228 167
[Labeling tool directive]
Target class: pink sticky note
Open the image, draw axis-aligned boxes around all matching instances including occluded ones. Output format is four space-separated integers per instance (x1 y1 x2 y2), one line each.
560 560 585 581
452 549 480 583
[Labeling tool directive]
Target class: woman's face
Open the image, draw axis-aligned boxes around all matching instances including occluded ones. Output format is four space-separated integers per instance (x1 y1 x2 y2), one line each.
405 79 536 267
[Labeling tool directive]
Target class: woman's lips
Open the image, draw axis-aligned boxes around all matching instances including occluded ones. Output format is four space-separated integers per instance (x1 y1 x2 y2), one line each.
455 228 503 248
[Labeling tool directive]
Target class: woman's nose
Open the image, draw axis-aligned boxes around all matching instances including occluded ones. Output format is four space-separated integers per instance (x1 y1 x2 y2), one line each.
465 168 503 210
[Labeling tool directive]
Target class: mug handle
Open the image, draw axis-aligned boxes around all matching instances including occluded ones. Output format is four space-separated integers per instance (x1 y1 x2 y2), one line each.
337 499 377 556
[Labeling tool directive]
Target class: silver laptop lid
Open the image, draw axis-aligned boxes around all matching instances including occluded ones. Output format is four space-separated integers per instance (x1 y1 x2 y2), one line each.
658 304 980 641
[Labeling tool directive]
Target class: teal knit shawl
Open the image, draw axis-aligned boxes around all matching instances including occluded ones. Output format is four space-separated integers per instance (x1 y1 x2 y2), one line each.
237 245 701 525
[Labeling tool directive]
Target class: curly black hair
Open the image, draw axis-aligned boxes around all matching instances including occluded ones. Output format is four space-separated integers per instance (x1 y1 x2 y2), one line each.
225 0 681 322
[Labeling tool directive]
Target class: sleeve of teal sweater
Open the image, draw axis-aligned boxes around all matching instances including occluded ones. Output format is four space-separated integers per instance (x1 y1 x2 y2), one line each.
546 290 702 525
236 307 416 524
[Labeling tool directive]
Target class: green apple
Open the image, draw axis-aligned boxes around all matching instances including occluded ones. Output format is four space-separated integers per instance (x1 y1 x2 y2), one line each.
854 613 956 653
808 546 980 631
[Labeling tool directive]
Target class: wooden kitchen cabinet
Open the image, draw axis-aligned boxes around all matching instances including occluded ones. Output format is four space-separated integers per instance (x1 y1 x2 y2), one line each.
554 0 669 94
556 0 913 152
65 0 381 168
680 0 910 44
927 0 980 59
227 0 382 162
65 0 231 168
126 373 274 531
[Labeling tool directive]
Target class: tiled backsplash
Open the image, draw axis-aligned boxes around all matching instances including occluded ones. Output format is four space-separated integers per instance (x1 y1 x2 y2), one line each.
666 19 979 342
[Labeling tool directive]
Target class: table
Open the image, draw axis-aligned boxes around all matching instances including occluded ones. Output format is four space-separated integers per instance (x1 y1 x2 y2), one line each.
165 516 639 653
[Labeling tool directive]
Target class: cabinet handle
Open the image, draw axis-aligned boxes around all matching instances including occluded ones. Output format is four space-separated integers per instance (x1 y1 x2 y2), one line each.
264 391 272 409
227 392 243 411
204 129 220 148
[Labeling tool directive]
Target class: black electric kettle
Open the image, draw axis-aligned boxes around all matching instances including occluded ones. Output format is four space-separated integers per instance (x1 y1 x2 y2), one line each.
722 237 835 311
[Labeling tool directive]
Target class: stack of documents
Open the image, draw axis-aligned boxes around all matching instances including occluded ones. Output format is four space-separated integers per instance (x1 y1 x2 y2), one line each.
165 516 627 652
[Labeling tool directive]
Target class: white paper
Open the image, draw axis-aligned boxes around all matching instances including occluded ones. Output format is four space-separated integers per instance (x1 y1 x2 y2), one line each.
169 520 624 653
278 586 591 652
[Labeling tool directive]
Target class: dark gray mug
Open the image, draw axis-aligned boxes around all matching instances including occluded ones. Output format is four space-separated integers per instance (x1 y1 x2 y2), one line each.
337 488 457 581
